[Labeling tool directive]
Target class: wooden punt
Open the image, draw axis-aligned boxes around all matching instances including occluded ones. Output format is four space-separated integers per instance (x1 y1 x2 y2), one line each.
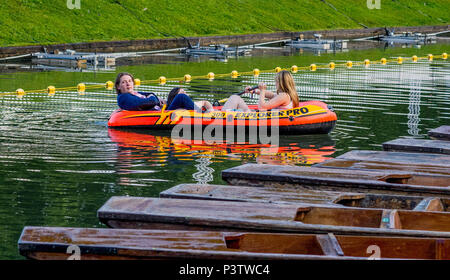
160 183 346 205
383 138 450 155
314 150 450 176
335 150 450 166
428 126 450 141
97 197 450 238
221 163 450 197
18 226 450 260
160 183 450 212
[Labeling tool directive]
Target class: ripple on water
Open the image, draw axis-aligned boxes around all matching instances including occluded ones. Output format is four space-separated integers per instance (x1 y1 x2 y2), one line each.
1 57 450 259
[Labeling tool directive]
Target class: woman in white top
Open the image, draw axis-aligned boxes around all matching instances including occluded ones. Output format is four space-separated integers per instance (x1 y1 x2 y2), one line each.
222 70 300 112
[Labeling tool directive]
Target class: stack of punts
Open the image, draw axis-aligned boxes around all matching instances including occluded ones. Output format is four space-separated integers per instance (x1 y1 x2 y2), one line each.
18 227 450 260
18 126 450 260
221 162 450 197
97 196 450 238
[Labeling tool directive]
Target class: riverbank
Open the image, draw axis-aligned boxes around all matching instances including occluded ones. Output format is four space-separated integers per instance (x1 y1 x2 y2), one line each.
0 24 448 59
1 0 449 56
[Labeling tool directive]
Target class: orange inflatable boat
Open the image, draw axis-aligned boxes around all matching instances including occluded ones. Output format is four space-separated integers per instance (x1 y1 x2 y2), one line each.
108 100 337 135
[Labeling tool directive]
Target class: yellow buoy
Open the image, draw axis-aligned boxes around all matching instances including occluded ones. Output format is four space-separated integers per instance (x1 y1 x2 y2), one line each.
364 59 370 67
328 62 335 70
397 57 403 64
427 54 433 61
231 70 239 78
346 61 353 68
253 68 260 77
412 55 418 62
77 83 86 95
184 74 192 83
380 58 387 65
134 78 141 87
16 88 25 98
291 65 298 73
275 67 282 73
106 81 114 90
159 76 167 85
47 86 56 96
309 64 317 71
443 53 448 60
207 72 215 80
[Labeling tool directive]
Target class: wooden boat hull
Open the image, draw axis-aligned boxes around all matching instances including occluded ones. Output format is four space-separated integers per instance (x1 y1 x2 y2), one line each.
107 101 337 135
97 197 450 238
18 226 450 260
428 126 450 141
161 183 450 212
221 163 450 197
314 150 450 176
383 138 450 155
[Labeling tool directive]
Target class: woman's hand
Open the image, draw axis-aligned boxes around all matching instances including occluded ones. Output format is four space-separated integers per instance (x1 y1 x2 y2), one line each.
245 86 261 95
244 86 253 93
258 82 267 91
258 82 267 95
203 101 214 112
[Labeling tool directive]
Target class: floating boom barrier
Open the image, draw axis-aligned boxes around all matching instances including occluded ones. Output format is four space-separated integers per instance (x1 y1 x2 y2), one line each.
1 53 447 99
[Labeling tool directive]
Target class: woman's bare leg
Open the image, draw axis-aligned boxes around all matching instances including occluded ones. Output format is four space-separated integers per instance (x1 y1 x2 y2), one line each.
221 95 251 112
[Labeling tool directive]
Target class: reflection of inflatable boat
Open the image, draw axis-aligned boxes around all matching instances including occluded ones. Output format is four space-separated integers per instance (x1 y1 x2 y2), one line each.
108 100 337 135
108 128 336 165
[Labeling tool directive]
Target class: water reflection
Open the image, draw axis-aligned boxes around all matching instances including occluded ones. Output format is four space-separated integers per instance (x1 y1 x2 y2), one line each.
1 45 449 259
108 128 336 184
193 156 214 184
407 80 421 136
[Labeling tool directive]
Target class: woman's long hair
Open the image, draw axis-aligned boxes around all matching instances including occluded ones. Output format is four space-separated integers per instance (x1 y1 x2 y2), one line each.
275 70 299 107
167 87 181 107
115 72 135 94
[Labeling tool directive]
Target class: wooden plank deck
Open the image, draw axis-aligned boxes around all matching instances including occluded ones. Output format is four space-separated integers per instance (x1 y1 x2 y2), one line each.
314 158 450 176
314 150 450 176
336 150 450 166
97 197 450 238
20 226 450 260
160 183 346 205
161 183 450 211
221 163 450 197
383 138 450 154
428 126 450 140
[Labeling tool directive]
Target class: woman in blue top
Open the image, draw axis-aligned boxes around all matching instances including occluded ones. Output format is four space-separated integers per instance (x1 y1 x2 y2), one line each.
115 72 164 111
115 72 211 112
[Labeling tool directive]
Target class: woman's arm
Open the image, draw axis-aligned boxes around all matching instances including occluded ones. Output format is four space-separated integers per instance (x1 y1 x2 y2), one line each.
246 85 276 99
139 91 165 107
117 93 160 111
194 100 214 112
258 91 290 110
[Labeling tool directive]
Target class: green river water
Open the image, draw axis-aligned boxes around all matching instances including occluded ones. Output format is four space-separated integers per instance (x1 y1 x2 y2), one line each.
0 41 449 259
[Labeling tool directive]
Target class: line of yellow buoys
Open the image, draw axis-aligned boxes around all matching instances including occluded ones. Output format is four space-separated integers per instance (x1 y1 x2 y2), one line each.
4 53 448 99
